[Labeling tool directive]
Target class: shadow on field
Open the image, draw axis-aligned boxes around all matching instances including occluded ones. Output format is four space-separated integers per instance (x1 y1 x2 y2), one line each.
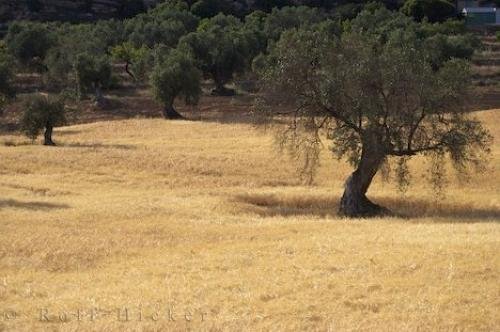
235 193 500 222
235 193 339 218
383 198 500 222
61 142 136 150
0 199 70 210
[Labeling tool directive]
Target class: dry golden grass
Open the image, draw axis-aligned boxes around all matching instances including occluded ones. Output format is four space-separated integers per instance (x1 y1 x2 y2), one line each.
0 109 499 331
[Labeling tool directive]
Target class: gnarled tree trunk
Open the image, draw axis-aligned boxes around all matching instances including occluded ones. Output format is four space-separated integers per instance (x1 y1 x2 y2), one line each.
125 61 135 80
162 104 184 120
339 137 390 217
44 124 55 146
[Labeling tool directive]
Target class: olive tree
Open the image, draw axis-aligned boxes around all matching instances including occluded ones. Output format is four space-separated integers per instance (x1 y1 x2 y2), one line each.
21 95 66 146
150 50 201 119
5 22 55 70
256 10 491 217
125 5 199 48
179 14 257 95
110 42 151 81
401 0 456 23
74 53 113 107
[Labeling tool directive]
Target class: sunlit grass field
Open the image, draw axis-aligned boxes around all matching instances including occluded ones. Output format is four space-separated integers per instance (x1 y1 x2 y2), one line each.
0 109 498 331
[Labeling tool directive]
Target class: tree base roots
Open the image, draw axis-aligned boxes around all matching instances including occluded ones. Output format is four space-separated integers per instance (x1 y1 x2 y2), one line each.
339 195 392 218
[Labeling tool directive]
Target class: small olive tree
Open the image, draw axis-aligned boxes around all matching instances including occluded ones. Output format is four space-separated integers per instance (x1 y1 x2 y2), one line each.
150 49 201 119
256 9 491 217
110 42 150 81
21 95 66 146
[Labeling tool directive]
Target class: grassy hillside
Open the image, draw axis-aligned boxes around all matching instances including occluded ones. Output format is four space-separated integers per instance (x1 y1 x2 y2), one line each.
0 107 498 331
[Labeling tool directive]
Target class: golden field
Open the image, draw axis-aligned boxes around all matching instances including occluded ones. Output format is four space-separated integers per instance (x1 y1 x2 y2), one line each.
0 107 499 331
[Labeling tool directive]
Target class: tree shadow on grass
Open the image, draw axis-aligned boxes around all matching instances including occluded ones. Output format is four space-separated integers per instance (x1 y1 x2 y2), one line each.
60 142 136 150
0 199 70 211
234 193 500 222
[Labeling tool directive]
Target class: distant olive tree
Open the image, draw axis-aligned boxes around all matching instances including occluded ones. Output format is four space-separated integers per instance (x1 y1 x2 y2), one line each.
256 9 491 217
401 0 456 22
74 53 113 107
110 42 151 81
5 22 55 70
179 14 257 95
21 95 66 146
150 49 201 119
125 5 199 48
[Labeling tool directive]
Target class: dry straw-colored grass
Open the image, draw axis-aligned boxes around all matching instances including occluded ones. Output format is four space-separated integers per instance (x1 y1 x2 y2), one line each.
0 109 498 331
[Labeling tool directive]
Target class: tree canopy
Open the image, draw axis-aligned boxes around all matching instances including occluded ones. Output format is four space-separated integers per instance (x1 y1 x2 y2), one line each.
21 95 66 146
150 49 201 119
179 13 257 95
256 8 491 217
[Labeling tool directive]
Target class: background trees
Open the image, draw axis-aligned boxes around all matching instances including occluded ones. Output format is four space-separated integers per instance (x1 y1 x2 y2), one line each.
21 95 66 145
401 0 456 23
74 53 113 107
179 14 258 95
125 4 199 48
256 8 491 217
150 50 201 119
0 50 15 114
111 42 151 81
5 22 55 70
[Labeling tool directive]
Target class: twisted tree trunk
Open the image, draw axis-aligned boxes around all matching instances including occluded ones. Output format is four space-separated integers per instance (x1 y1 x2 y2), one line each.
44 124 55 146
125 61 135 80
339 137 390 217
162 104 184 120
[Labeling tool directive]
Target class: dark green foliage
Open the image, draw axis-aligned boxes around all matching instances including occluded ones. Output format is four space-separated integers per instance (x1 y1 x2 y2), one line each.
125 4 199 48
348 6 479 70
74 53 112 99
150 49 201 118
424 33 480 70
401 0 456 23
21 95 66 144
264 6 326 41
179 14 257 94
43 47 73 89
5 22 55 69
111 42 151 81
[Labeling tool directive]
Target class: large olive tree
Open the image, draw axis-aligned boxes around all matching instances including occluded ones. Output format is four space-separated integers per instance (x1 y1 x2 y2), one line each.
256 9 491 217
